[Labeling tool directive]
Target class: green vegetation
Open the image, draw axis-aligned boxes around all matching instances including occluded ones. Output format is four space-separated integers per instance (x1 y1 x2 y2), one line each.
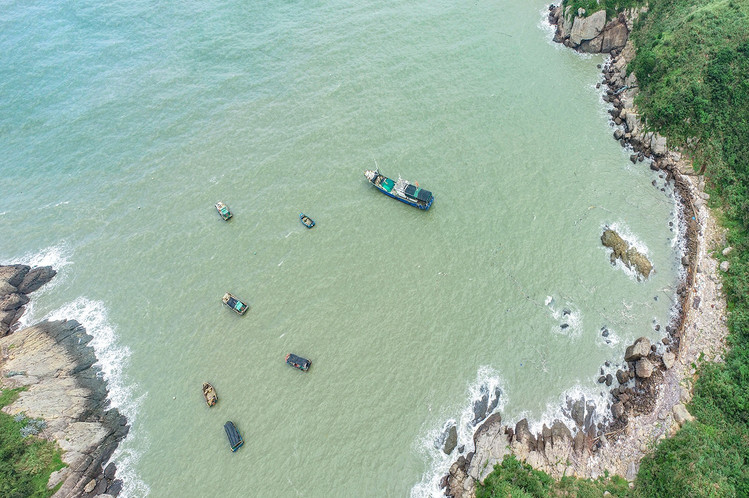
479 0 749 496
476 455 629 498
561 0 647 21
629 1 749 494
0 388 65 498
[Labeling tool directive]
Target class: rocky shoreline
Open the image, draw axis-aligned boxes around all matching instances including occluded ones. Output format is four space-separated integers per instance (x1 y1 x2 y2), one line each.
0 264 129 497
443 6 730 497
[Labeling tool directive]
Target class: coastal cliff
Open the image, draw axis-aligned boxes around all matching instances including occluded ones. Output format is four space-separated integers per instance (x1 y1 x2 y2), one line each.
0 265 129 497
444 6 731 496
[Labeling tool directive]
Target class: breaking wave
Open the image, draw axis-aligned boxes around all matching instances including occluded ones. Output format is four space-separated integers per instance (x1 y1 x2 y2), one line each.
46 298 149 497
411 366 505 498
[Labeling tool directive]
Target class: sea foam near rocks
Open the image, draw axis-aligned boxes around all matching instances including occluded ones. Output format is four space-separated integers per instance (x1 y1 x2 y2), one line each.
46 297 149 497
411 366 505 498
7 245 71 328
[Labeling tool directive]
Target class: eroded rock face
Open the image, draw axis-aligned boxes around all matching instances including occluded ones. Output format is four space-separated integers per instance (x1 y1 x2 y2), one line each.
601 229 653 278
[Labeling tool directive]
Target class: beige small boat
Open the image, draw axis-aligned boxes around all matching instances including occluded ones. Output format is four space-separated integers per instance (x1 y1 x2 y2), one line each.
203 382 218 407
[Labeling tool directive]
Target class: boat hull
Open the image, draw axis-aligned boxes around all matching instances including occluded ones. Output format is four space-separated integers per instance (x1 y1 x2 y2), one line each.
372 183 433 210
364 170 433 210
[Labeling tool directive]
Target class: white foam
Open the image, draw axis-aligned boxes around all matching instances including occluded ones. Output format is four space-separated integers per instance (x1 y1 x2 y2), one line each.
5 244 71 272
45 298 149 496
411 366 505 498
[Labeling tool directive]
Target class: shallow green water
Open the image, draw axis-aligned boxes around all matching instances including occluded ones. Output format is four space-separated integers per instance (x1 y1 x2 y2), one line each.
0 0 682 496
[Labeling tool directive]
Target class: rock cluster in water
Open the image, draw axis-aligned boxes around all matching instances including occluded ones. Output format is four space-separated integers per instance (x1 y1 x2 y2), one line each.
0 265 129 497
601 228 653 279
0 264 56 336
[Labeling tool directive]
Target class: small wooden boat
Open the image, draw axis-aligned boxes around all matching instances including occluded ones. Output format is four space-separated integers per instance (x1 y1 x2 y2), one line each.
202 382 218 407
222 293 249 315
299 213 315 228
215 201 232 221
285 353 311 372
224 421 244 452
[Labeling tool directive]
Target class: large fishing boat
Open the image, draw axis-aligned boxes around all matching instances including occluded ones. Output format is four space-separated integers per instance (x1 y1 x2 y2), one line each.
364 170 433 210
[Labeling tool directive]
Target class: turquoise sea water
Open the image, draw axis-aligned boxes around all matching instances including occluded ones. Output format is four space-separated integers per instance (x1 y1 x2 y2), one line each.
1 1 683 496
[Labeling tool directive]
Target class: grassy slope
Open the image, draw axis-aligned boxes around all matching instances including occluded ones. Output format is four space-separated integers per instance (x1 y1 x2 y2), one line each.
479 0 749 495
0 388 65 498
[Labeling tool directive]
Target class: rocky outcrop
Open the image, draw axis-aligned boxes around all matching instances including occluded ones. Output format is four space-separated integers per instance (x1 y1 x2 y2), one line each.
601 229 653 279
549 6 632 54
1 320 129 497
0 264 56 336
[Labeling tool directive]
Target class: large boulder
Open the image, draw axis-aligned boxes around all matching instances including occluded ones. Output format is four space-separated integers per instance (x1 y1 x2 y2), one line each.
662 351 676 370
625 337 651 362
514 419 536 448
569 10 607 46
443 424 458 455
650 134 668 156
635 358 654 378
18 266 56 294
601 21 629 53
673 404 695 425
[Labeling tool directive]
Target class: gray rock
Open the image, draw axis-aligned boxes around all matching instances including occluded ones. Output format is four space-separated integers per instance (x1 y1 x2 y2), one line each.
84 479 97 493
611 401 625 418
722 246 733 256
18 266 56 294
635 358 654 378
104 462 117 480
472 390 489 425
550 420 572 444
720 261 730 272
571 399 585 427
443 424 458 455
579 35 603 53
106 479 123 496
650 134 668 156
601 21 628 53
663 352 676 370
570 10 607 45
0 292 29 312
94 477 109 495
673 404 695 425
0 280 18 296
515 418 536 448
625 337 651 362
0 265 30 288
